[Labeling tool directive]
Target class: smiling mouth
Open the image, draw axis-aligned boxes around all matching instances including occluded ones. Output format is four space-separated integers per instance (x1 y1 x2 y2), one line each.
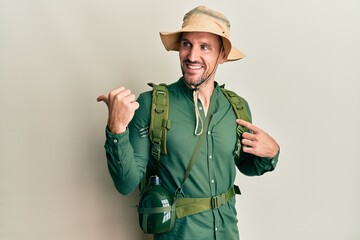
184 61 203 71
187 64 202 70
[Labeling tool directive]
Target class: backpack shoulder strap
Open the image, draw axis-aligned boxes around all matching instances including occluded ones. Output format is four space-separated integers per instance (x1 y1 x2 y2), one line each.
220 85 250 122
220 85 251 161
147 83 171 173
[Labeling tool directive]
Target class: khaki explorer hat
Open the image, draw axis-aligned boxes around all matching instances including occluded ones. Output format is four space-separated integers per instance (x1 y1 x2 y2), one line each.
160 6 245 62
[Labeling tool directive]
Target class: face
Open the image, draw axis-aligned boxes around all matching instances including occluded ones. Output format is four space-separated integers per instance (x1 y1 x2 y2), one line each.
179 32 226 88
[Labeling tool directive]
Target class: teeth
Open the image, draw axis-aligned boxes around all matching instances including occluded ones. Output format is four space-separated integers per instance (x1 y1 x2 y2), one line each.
187 64 201 70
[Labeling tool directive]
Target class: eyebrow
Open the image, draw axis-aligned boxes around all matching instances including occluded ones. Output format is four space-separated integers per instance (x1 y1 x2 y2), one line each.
180 38 213 47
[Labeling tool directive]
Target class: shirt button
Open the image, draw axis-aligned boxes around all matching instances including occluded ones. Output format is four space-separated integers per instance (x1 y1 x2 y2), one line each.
113 139 118 143
207 131 211 135
211 179 215 184
209 155 212 160
199 106 203 111
215 227 218 231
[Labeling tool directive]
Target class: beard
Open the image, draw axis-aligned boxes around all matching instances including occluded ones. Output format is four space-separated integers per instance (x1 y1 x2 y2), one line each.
182 73 208 88
181 63 212 88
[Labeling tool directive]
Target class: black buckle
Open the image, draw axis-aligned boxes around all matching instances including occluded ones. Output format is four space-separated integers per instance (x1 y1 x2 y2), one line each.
151 141 161 160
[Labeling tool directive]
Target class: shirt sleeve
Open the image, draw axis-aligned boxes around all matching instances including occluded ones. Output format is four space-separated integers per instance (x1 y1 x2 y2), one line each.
236 150 279 176
104 92 152 195
235 97 280 176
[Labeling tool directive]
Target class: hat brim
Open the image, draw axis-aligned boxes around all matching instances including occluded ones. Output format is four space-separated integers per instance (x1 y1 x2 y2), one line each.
160 30 246 62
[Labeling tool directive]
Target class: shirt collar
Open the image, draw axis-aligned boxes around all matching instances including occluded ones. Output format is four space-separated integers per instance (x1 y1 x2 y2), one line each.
176 77 221 99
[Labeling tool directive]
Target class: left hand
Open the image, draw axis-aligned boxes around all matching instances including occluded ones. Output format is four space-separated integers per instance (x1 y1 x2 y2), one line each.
236 119 279 158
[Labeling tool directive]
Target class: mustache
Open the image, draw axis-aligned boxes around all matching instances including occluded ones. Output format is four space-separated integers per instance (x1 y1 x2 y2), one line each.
183 59 203 65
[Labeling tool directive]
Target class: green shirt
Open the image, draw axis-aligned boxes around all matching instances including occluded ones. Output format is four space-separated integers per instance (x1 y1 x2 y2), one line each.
104 78 279 240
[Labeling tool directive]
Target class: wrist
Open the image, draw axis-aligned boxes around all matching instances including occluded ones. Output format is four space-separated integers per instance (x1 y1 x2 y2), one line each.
108 122 127 134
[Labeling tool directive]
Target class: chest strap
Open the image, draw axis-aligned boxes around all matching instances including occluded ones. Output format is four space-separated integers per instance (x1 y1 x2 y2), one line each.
175 185 241 219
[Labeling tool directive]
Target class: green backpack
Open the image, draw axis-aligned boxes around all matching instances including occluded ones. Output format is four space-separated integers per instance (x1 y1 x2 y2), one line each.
140 82 251 190
137 82 253 227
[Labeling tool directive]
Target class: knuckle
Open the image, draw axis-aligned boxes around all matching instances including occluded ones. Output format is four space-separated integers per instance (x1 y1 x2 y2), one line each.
130 93 136 100
115 93 122 101
124 89 132 96
109 90 117 99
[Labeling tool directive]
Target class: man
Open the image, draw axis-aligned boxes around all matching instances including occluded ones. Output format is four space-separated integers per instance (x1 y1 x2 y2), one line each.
97 6 279 240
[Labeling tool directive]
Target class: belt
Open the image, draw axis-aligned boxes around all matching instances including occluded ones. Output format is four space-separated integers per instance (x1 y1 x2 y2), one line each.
175 185 240 218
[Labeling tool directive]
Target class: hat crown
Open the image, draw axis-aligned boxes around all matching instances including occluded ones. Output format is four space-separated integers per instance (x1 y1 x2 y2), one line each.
159 6 246 61
182 6 231 38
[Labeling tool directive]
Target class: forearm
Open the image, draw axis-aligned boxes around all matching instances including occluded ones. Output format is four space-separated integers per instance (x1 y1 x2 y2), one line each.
104 127 146 195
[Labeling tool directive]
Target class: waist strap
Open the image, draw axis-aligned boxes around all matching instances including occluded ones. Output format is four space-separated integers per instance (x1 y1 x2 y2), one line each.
175 185 240 218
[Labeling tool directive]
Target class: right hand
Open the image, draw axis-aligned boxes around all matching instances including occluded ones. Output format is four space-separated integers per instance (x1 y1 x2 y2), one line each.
97 87 139 134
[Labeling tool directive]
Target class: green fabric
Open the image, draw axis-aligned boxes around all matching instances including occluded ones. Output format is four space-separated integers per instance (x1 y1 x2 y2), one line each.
148 83 170 157
175 185 237 218
104 78 279 240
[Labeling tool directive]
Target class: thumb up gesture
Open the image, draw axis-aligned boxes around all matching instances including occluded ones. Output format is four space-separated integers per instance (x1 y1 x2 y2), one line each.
97 87 139 134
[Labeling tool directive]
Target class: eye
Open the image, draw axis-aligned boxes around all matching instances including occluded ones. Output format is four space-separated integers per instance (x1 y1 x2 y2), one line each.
181 41 191 49
201 44 211 51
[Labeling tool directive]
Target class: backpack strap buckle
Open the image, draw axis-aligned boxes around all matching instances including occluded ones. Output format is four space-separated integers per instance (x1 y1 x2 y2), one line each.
211 193 226 208
151 141 161 161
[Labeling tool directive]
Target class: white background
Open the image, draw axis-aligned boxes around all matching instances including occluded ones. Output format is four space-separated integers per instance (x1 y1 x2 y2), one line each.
1 0 359 239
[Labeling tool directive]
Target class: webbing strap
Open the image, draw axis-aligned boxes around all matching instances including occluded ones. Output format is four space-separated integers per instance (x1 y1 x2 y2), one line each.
138 204 176 214
220 86 251 160
176 90 217 197
138 204 176 233
220 86 250 122
148 83 170 175
175 185 240 218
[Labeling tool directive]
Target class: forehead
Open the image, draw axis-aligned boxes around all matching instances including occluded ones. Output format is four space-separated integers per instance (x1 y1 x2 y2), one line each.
181 32 220 44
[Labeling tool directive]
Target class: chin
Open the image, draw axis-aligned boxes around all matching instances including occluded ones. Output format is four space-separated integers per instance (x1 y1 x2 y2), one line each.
183 75 201 85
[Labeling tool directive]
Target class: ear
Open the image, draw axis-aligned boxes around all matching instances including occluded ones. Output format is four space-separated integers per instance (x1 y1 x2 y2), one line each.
218 48 227 64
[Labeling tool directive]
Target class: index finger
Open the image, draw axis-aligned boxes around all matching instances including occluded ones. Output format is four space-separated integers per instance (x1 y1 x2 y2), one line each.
236 119 260 133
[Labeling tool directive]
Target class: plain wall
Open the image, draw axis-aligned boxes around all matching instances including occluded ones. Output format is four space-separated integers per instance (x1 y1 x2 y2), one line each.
1 0 359 239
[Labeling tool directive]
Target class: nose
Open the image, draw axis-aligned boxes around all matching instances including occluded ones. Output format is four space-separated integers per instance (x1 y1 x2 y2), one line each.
187 46 200 62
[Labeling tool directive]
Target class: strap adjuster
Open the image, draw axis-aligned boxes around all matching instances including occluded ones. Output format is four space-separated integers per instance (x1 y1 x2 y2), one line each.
151 141 161 161
211 193 226 209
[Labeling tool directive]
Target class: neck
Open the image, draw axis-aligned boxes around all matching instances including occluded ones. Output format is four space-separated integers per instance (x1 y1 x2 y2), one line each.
197 80 214 116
